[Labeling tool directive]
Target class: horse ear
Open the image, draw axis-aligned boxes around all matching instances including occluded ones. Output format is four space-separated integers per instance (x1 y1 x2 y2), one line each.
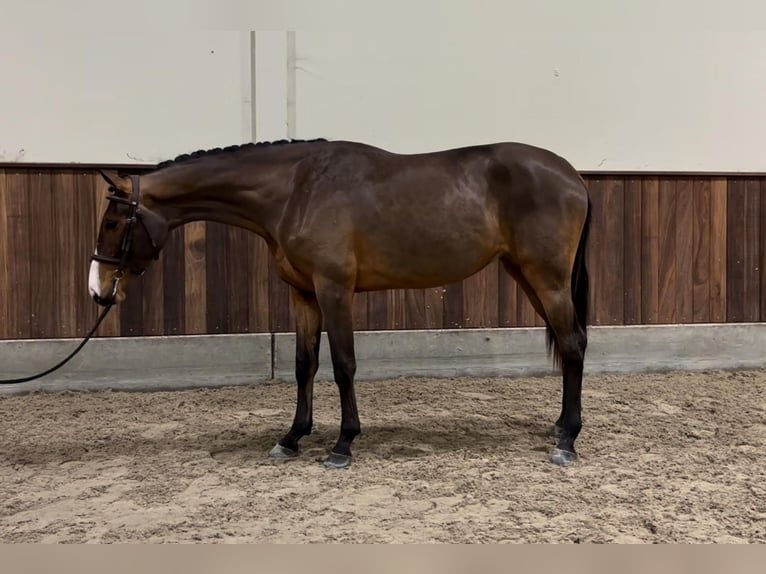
98 170 130 194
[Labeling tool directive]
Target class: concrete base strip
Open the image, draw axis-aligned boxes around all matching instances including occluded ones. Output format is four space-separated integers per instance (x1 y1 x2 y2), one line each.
1 324 765 395
0 334 272 394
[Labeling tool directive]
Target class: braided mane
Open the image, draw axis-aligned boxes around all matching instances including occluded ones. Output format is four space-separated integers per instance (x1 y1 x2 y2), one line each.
152 138 328 171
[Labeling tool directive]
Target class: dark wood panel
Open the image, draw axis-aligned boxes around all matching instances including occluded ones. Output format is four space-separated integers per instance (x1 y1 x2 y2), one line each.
120 273 145 336
0 171 9 339
248 236 271 333
224 226 251 333
675 178 694 323
692 178 711 322
497 263 517 328
51 171 77 337
141 255 165 336
184 221 207 334
709 178 727 322
268 258 294 332
623 177 642 324
761 179 766 321
442 282 463 329
658 178 677 323
404 289 426 330
163 227 186 335
366 291 388 331
463 265 498 329
352 291 369 330
424 287 444 329
601 177 625 324
27 172 56 338
641 177 660 324
743 179 761 322
387 289 406 330
205 222 228 334
726 179 746 322
587 178 607 324
4 171 31 338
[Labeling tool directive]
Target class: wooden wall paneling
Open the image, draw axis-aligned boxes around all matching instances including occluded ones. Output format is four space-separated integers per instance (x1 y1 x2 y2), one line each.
352 291 369 330
691 178 711 322
585 178 606 324
657 177 677 323
675 178 694 323
162 227 186 335
463 265 499 329
441 281 463 329
205 222 228 334
726 178 746 322
497 262 518 328
640 177 660 323
760 178 766 321
140 250 165 337
743 178 761 321
623 177 642 323
119 273 145 336
0 170 9 338
366 290 388 331
51 171 77 337
709 178 727 322
404 289 426 330
183 221 207 334
248 235 271 333
424 287 445 329
27 171 56 338
224 226 251 333
4 170 766 338
268 258 294 333
601 177 625 324
386 289 407 330
4 171 31 338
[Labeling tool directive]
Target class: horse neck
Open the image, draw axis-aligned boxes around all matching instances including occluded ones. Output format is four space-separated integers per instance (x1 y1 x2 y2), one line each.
143 156 294 238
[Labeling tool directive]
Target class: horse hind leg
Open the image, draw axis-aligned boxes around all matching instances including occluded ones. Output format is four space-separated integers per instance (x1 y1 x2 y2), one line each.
512 260 587 466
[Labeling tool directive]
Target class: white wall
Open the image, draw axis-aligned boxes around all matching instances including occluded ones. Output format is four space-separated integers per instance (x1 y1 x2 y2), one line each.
0 30 251 164
286 2 766 172
2 1 765 171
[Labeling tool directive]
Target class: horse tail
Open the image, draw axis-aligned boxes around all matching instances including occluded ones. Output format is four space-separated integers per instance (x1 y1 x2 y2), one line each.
571 195 591 333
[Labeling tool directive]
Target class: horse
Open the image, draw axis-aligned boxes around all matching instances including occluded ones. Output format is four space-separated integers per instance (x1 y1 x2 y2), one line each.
88 138 592 469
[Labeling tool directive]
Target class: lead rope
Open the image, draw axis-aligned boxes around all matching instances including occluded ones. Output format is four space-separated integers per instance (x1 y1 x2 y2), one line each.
0 277 120 386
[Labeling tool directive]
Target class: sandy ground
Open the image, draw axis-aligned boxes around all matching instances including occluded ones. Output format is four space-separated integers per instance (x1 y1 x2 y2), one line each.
0 369 765 543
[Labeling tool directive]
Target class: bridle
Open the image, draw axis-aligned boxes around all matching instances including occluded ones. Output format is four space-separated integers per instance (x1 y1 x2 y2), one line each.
90 174 162 303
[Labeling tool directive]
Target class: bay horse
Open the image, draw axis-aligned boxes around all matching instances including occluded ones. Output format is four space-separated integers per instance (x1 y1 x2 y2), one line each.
88 139 592 468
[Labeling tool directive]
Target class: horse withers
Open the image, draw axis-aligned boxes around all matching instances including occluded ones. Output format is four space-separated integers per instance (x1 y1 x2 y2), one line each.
88 139 591 468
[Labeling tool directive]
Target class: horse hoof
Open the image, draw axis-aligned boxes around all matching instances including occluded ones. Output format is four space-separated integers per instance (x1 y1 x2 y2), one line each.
323 452 352 469
550 448 577 466
269 444 299 460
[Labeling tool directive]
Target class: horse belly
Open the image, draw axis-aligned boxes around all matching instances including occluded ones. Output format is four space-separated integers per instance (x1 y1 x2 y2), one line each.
355 231 501 291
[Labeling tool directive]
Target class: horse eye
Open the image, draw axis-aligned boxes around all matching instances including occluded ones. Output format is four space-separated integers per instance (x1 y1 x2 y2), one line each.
105 221 118 230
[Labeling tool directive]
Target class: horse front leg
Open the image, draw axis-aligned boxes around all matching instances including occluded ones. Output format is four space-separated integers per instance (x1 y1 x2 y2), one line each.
314 277 359 469
270 288 322 459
